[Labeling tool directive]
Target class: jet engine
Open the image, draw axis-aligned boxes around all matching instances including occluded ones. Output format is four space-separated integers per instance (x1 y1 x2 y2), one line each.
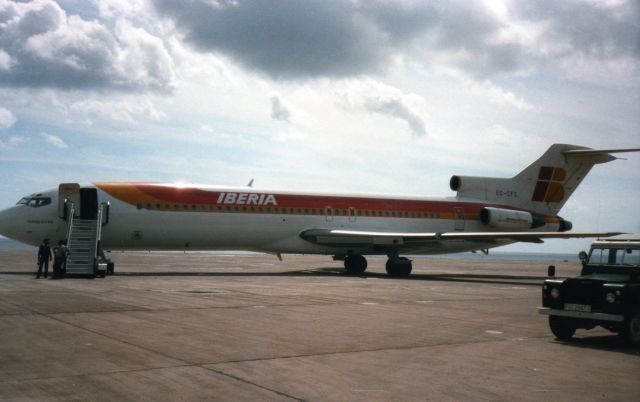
558 217 573 232
450 175 485 193
479 207 534 230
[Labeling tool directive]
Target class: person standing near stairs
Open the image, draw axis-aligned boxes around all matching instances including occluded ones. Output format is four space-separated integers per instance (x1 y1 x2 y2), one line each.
52 240 69 279
36 239 52 279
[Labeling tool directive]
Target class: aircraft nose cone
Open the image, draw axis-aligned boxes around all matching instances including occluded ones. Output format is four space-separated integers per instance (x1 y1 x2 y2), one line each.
0 206 16 239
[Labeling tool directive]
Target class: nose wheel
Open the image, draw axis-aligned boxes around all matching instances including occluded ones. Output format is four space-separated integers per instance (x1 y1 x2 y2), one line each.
386 256 412 277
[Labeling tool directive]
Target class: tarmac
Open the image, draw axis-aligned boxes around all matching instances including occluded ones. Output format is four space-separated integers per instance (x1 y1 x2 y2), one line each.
0 250 638 401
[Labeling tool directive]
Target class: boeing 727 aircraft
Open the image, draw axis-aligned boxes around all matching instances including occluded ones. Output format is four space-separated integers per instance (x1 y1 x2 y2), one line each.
0 144 638 277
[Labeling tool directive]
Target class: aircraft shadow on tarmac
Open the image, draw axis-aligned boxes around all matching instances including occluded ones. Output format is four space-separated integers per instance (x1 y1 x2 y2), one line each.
4 267 550 286
93 267 545 286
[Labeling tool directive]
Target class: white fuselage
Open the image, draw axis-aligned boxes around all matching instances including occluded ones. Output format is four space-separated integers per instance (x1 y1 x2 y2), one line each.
0 183 561 255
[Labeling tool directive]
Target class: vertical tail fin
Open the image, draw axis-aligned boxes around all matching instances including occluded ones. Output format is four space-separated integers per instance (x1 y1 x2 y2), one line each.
451 144 638 215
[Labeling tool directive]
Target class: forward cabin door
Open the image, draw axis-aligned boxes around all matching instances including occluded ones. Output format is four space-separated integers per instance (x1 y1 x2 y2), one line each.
79 188 98 220
58 183 80 219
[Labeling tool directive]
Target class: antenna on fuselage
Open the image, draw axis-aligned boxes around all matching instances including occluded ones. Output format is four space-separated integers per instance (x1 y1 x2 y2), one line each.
247 178 254 188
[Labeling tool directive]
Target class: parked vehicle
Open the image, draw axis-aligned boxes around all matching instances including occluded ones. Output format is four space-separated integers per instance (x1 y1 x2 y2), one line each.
539 234 640 344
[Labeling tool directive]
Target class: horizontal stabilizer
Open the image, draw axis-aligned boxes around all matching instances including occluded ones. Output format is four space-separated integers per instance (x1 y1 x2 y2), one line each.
563 148 640 157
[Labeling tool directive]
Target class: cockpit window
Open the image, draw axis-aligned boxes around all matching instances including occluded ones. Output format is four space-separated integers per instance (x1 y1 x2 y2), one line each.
16 197 51 208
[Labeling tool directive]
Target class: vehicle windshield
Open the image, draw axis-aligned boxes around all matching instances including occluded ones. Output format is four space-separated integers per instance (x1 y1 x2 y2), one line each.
16 196 52 208
588 247 640 267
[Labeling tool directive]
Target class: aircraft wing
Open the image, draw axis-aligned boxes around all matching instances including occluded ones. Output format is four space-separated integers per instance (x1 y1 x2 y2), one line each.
299 228 623 247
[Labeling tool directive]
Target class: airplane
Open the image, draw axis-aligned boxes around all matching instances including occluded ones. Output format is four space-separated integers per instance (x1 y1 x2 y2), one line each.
0 143 638 277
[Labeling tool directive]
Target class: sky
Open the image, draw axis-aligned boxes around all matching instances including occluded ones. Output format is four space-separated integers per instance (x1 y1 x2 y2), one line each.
0 0 639 253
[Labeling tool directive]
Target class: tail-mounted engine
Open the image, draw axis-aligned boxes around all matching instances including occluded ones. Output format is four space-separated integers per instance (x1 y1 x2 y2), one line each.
479 207 535 230
479 207 572 231
558 217 573 232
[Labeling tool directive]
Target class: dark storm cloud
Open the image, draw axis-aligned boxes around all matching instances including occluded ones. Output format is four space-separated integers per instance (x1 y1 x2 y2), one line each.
0 0 174 91
153 0 388 79
514 0 640 60
153 0 639 80
2 0 637 90
152 0 523 79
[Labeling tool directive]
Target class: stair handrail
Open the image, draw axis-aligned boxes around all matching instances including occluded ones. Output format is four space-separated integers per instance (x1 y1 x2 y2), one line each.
65 202 75 244
94 203 106 267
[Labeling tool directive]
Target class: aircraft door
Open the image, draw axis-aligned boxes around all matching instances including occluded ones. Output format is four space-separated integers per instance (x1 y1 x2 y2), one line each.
58 183 80 219
79 188 98 220
453 207 465 231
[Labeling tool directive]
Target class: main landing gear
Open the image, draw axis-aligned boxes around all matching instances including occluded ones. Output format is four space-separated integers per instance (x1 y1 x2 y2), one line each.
344 254 368 274
385 256 412 277
342 254 413 277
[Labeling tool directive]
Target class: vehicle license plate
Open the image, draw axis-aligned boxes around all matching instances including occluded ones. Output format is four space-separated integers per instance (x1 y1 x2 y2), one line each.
564 303 591 312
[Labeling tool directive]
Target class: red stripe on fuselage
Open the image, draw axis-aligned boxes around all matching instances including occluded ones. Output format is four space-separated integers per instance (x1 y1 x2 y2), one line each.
96 182 552 220
130 183 484 214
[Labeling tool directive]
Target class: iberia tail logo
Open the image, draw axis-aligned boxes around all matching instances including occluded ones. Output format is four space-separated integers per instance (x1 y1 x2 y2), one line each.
532 166 566 203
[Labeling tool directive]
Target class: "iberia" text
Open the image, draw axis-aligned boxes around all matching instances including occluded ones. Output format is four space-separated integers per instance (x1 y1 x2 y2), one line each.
216 192 278 206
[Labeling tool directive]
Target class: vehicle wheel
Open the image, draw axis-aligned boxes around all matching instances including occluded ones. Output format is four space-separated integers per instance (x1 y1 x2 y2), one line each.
549 315 576 340
622 312 640 345
344 255 367 274
385 257 412 277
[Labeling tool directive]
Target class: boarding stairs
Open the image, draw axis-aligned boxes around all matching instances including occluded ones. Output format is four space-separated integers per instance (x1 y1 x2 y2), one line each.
65 203 107 276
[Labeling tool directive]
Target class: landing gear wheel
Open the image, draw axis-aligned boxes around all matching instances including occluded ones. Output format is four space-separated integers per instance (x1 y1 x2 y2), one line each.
385 257 412 277
549 315 576 340
622 312 640 345
344 255 367 275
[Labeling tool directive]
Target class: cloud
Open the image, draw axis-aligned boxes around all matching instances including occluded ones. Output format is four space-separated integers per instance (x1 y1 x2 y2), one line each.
338 80 428 137
513 0 640 60
152 0 639 84
0 0 175 91
40 132 68 149
0 49 13 71
1 0 636 92
270 96 291 121
468 81 535 111
0 135 24 148
153 0 388 79
364 97 427 137
0 106 16 129
69 98 167 124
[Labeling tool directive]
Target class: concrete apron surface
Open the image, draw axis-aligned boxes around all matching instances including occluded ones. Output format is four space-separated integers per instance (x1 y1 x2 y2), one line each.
0 251 638 401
